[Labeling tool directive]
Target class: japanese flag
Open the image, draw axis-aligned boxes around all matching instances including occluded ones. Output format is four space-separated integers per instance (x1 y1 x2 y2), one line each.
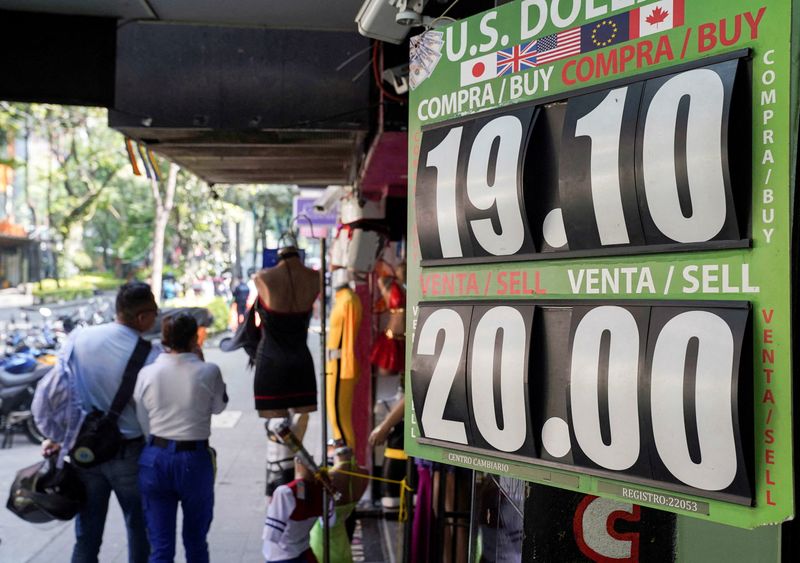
630 0 685 38
460 53 497 87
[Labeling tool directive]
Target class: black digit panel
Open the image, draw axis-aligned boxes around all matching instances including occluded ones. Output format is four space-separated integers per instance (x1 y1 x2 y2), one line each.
530 305 574 464
416 107 537 261
465 304 537 457
642 305 752 504
416 124 473 260
461 107 537 259
565 304 652 481
523 102 569 254
634 59 743 246
559 83 646 250
410 304 473 445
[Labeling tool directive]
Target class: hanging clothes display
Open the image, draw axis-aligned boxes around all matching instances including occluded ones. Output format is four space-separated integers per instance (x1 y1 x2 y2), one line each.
411 460 434 563
370 279 406 374
325 286 363 448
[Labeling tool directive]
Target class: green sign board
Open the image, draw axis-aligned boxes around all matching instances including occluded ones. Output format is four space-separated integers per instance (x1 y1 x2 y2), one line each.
406 0 798 528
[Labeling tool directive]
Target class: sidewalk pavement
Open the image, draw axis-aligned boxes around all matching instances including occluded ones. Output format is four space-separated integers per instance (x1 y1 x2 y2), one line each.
0 291 34 311
0 334 344 563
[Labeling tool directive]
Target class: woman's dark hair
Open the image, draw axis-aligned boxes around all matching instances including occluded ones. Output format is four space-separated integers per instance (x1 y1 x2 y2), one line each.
161 313 198 352
116 282 155 322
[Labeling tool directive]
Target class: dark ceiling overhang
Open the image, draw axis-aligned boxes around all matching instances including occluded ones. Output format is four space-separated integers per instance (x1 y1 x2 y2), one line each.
0 1 506 189
109 128 366 185
108 22 371 186
0 10 117 107
0 0 367 31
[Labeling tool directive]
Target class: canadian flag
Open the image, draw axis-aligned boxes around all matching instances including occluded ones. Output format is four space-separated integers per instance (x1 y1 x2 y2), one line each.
630 0 685 38
460 52 497 87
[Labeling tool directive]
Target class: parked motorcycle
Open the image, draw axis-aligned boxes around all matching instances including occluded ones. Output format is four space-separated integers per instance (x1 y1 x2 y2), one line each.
0 356 50 448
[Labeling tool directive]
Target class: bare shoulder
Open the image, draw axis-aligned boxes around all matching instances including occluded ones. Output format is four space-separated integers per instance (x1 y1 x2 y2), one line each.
256 268 275 284
300 265 322 282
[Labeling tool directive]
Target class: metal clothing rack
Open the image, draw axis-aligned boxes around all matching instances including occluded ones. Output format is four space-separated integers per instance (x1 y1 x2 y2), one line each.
286 214 331 563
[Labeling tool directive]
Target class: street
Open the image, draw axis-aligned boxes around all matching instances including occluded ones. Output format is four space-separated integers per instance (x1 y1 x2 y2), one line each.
0 334 333 563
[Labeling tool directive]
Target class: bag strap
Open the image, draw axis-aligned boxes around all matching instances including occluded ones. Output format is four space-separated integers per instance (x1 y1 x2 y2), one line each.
107 338 152 422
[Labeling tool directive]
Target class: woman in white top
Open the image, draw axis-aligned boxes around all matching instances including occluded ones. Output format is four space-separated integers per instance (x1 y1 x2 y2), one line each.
134 313 227 563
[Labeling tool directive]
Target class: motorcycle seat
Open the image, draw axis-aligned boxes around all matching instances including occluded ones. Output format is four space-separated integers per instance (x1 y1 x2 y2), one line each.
0 367 49 388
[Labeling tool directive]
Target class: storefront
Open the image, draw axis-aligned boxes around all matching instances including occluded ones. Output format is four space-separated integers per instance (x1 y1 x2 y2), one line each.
0 232 39 288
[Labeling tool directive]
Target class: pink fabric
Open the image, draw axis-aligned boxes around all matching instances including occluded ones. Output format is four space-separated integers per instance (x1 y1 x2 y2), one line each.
411 462 434 563
351 284 373 467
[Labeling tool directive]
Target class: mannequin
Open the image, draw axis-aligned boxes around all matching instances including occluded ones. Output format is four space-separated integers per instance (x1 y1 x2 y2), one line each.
325 270 363 449
265 414 309 500
370 262 406 375
262 458 328 563
253 246 321 418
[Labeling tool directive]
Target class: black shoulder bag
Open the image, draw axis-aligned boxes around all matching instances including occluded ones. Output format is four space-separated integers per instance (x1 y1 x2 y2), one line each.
70 338 152 468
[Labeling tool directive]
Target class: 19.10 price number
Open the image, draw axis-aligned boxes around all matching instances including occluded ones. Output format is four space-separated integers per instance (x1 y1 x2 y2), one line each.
410 301 752 504
415 55 750 265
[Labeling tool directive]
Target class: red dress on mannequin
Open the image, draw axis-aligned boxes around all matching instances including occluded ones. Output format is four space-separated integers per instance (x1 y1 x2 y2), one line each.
370 281 405 374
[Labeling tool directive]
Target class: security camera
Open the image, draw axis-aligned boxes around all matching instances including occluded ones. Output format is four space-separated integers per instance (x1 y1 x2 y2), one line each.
314 185 344 213
396 9 422 26
356 0 429 43
395 0 427 26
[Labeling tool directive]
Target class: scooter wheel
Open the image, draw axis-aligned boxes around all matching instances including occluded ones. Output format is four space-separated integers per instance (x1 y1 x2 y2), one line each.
24 416 45 444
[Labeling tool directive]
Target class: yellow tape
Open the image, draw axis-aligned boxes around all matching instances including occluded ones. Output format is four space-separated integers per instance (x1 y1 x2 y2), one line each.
316 467 414 521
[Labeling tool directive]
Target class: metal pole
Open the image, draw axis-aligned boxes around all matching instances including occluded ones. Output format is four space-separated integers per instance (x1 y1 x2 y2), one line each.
319 236 330 563
466 470 477 563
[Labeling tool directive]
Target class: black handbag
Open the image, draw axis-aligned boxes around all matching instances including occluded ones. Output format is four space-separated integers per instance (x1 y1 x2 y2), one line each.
70 338 151 468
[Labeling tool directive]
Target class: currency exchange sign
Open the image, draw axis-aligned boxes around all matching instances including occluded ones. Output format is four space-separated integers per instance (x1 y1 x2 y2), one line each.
406 0 798 528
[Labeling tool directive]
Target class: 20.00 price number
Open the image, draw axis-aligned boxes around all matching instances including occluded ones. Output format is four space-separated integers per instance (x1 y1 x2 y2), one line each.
410 301 751 504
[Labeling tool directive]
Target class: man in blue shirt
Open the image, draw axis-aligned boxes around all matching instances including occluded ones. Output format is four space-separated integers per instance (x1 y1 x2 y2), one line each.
44 282 161 563
231 277 250 326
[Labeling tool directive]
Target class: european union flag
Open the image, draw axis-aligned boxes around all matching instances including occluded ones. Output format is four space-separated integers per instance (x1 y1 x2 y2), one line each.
581 14 630 53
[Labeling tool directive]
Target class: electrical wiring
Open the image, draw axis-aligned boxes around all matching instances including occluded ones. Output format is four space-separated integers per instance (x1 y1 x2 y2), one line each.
372 42 407 104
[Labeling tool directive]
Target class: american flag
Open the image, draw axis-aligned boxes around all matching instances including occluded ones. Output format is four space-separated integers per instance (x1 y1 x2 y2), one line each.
535 27 582 65
496 41 537 76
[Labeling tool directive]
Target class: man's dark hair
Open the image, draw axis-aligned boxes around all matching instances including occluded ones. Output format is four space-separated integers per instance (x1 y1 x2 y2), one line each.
161 313 198 352
116 282 155 322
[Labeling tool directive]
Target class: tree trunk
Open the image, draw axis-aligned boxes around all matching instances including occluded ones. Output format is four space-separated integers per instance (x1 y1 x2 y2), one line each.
234 221 242 279
252 210 260 270
151 210 168 303
150 163 179 304
51 236 62 285
46 135 59 288
23 120 37 226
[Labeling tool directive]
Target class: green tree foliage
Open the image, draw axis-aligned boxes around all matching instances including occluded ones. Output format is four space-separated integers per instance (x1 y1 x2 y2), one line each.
82 165 154 269
1 102 300 283
221 183 297 266
2 104 139 281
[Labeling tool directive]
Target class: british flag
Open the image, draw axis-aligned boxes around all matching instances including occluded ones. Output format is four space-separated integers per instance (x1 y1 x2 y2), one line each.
496 41 538 76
